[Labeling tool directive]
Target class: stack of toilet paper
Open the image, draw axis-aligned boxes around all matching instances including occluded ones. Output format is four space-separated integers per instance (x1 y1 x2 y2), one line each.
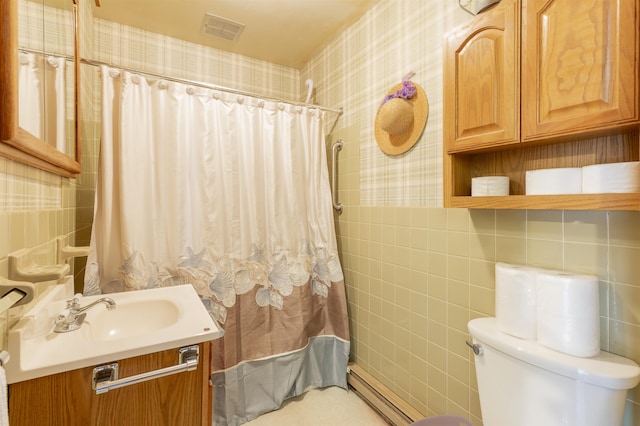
525 161 640 195
525 168 583 195
471 176 510 196
582 162 640 193
495 263 537 339
495 263 600 357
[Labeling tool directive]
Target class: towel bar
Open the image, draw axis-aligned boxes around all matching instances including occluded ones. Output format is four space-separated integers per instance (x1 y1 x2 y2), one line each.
92 345 199 394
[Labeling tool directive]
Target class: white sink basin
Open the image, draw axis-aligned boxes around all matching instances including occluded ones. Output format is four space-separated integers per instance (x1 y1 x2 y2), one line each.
6 284 223 384
89 298 180 341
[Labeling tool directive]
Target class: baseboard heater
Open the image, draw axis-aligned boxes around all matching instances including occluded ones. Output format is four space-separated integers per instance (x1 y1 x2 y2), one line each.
347 363 423 426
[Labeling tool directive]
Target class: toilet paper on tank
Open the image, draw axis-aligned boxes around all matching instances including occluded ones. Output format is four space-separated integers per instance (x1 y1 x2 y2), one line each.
472 176 510 196
536 270 600 357
525 168 583 195
582 161 640 194
495 263 538 340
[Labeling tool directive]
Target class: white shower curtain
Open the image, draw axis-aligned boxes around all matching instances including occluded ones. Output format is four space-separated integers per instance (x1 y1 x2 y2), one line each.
85 66 350 425
18 51 67 152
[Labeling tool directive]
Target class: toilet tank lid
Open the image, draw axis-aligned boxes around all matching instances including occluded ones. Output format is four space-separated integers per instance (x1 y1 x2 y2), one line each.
468 317 640 390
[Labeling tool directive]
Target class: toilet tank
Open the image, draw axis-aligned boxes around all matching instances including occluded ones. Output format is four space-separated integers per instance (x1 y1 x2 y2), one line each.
468 317 640 426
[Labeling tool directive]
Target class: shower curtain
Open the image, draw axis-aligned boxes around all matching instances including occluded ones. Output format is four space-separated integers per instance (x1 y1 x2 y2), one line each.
18 51 67 152
85 66 350 425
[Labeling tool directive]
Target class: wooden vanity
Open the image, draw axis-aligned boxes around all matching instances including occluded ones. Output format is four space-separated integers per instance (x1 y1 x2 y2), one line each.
9 343 212 426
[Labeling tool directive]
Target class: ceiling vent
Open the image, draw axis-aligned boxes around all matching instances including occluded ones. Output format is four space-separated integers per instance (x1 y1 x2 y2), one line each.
201 13 245 42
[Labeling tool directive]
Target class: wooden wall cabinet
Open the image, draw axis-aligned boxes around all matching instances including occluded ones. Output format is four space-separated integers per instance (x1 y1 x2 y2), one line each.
444 0 520 152
521 0 639 141
8 343 212 426
444 0 640 210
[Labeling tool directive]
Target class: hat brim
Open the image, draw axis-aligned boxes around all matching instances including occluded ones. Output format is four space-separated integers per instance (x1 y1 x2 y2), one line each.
374 83 429 156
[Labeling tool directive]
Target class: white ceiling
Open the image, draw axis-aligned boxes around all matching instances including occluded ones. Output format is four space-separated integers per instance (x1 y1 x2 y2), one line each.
89 0 380 69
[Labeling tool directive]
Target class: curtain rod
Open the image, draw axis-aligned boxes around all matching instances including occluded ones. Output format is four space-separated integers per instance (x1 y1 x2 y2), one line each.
81 58 344 117
18 47 344 118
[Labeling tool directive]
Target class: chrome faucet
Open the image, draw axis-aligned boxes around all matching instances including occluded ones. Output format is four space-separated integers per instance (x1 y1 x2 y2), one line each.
54 295 116 333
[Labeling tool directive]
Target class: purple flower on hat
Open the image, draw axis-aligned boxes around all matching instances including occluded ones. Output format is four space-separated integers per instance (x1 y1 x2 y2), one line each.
381 78 418 106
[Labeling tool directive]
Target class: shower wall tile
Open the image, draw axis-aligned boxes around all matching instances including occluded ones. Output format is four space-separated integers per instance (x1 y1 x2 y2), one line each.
447 278 469 309
495 236 526 265
609 246 640 286
564 242 609 277
564 210 608 244
447 304 469 336
447 209 469 232
446 377 470 416
427 380 446 417
526 210 563 241
427 252 446 280
610 211 640 247
610 321 640 363
468 260 494 289
468 210 495 235
526 239 563 270
609 284 640 324
410 208 428 229
428 209 448 230
495 209 527 236
469 233 494 261
410 229 428 251
447 232 469 258
447 256 469 285
469 285 493 317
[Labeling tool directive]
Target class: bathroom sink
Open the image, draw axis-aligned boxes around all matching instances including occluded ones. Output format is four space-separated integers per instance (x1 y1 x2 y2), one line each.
6 283 223 384
88 298 180 341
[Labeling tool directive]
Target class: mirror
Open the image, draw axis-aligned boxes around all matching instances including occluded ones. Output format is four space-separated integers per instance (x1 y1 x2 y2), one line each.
0 0 80 177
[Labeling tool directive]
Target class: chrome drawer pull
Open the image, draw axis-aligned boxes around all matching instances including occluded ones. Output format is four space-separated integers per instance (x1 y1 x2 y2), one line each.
92 345 199 394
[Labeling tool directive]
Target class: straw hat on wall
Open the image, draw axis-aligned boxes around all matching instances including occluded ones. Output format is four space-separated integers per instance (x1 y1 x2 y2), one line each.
374 76 429 156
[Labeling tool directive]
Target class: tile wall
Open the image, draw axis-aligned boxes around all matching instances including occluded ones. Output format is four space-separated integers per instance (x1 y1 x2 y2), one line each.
304 0 640 424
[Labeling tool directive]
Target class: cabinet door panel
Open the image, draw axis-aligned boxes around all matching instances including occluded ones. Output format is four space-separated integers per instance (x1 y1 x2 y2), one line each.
444 0 520 152
522 0 639 140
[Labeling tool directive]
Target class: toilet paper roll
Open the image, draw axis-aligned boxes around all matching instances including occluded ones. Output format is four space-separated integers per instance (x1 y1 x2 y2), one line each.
495 263 538 340
525 168 583 195
536 270 600 357
582 161 640 194
472 176 510 196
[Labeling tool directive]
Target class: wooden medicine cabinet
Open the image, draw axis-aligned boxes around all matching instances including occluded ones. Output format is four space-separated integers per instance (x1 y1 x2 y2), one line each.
443 0 640 210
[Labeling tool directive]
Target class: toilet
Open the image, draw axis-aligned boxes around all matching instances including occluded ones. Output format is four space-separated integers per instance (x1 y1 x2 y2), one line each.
468 317 640 426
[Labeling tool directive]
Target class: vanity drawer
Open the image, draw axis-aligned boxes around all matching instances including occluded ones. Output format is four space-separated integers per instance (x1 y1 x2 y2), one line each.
8 342 212 426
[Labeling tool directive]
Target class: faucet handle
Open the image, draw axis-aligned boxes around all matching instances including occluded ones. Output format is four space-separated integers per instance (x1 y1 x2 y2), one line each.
55 313 67 325
67 295 81 309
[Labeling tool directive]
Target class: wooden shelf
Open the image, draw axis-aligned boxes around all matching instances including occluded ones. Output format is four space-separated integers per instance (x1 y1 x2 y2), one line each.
445 132 640 210
448 193 640 211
